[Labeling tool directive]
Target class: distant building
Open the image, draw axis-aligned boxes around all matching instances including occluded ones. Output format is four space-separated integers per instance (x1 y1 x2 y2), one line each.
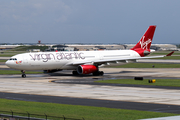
151 44 178 51
67 44 125 51
45 44 74 51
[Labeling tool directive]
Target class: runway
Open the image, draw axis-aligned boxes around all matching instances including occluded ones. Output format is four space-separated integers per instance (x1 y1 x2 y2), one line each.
1 63 180 114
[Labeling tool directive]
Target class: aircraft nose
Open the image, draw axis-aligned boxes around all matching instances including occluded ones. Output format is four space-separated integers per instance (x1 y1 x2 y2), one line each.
5 60 10 67
5 60 14 68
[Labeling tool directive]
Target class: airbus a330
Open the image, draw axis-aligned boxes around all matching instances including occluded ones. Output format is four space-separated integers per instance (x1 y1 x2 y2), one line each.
5 25 174 78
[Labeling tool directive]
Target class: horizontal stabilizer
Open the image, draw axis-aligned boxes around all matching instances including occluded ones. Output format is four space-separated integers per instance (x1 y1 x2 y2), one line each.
166 51 174 56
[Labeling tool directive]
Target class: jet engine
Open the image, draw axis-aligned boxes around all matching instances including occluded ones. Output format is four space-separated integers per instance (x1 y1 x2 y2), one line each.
77 65 98 74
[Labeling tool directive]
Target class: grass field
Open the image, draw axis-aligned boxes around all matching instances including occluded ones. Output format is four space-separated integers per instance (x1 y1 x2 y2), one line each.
152 55 180 59
0 70 42 75
108 62 180 68
96 79 180 87
0 51 26 57
11 46 48 51
150 51 180 55
0 98 177 120
0 60 6 62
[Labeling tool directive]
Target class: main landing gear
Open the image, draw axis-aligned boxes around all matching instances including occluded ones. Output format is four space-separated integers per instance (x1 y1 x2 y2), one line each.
72 71 79 75
93 65 104 76
93 71 104 76
21 70 26 78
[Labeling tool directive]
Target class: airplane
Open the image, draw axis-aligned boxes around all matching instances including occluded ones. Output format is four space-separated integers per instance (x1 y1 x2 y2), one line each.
5 25 174 78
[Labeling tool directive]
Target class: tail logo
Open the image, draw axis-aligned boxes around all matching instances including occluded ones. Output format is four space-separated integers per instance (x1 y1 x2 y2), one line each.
139 36 152 49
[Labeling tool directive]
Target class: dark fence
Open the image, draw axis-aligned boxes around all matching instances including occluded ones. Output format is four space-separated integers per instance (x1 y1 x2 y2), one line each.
0 110 84 120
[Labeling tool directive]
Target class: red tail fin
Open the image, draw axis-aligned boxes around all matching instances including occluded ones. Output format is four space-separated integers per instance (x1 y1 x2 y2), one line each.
131 25 156 50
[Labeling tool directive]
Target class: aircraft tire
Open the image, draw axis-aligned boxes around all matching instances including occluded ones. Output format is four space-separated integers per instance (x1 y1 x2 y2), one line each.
93 71 104 76
22 74 26 78
93 71 99 76
100 71 104 76
72 71 79 75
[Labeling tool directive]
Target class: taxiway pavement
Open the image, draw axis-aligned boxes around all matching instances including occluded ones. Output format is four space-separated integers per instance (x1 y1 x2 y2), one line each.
1 73 180 106
1 63 180 113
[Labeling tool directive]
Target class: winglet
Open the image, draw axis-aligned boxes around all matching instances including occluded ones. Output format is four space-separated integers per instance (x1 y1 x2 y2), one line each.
166 51 174 56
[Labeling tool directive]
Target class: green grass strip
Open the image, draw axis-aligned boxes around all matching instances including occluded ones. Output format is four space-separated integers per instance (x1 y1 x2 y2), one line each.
151 56 180 59
9 46 48 51
0 98 177 120
96 79 180 87
0 60 6 62
0 51 26 57
109 63 180 68
0 70 42 75
0 54 13 57
150 51 180 55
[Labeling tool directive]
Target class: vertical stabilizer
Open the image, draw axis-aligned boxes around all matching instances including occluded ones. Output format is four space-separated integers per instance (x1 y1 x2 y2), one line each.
131 25 156 50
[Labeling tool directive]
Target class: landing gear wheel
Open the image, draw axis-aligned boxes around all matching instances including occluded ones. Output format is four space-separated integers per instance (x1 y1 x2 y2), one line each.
93 71 104 76
72 71 79 75
21 70 26 78
93 71 98 76
99 71 104 76
22 74 26 78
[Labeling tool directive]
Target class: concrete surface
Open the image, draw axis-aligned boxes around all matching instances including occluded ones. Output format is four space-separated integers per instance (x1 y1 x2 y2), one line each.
1 67 180 105
140 115 180 120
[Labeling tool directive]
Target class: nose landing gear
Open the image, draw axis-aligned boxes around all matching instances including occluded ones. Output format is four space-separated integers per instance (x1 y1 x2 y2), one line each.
21 70 26 78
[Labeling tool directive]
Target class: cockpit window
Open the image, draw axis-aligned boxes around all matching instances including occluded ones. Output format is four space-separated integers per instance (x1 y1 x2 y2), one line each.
9 58 17 60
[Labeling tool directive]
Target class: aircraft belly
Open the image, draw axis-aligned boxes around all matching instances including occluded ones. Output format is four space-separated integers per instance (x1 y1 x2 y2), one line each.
20 60 65 70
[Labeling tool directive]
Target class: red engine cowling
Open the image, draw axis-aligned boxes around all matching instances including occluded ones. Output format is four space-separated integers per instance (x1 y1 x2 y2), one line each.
77 65 98 74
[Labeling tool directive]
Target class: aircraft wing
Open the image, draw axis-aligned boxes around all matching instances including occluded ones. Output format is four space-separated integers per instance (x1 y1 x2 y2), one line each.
68 51 174 66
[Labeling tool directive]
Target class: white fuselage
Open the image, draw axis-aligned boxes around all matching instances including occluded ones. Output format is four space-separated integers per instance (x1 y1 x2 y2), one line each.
5 50 140 71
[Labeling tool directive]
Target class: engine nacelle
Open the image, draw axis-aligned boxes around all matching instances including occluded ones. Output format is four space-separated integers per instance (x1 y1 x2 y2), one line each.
77 65 98 74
